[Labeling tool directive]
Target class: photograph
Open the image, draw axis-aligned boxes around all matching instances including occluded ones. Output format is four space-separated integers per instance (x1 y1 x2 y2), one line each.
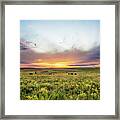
20 20 100 100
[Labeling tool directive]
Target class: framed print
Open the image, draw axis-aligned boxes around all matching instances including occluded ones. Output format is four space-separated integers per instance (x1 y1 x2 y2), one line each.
0 0 119 119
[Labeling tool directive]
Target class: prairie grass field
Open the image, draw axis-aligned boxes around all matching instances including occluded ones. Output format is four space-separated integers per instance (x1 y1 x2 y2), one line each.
20 68 100 100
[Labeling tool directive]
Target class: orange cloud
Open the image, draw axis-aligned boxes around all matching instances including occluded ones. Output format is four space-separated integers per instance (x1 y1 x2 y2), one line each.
20 43 100 68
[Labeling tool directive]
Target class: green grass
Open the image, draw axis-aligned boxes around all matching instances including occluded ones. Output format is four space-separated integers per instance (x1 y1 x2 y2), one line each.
20 68 100 100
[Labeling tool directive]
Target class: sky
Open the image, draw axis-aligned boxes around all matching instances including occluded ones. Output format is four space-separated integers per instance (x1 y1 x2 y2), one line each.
20 20 100 68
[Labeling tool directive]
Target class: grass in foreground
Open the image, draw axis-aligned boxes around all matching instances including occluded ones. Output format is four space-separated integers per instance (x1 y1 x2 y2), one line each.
20 68 100 100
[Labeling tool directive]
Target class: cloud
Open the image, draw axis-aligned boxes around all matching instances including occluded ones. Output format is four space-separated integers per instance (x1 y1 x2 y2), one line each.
86 46 100 61
21 20 100 53
20 38 37 51
20 39 100 68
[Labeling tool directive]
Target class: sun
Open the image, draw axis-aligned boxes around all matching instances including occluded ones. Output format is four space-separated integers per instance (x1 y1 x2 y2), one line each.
32 61 71 68
53 62 68 68
43 62 69 68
